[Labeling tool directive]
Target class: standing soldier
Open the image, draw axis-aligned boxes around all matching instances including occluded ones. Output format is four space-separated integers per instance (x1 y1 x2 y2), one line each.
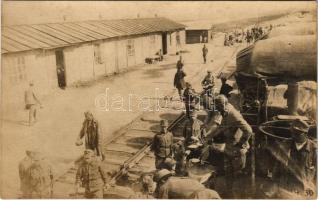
183 82 199 119
202 44 208 64
75 149 108 198
176 56 183 69
19 149 35 198
25 152 54 198
210 95 253 198
201 70 215 97
172 138 188 176
151 120 174 169
174 67 186 101
219 77 233 98
25 82 43 126
183 111 206 147
76 111 105 161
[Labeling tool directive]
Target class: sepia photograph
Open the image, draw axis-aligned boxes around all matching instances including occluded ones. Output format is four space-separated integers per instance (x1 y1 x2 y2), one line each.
1 1 317 199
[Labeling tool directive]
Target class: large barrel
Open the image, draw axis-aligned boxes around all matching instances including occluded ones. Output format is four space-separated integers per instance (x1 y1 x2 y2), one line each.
268 22 316 38
236 35 317 81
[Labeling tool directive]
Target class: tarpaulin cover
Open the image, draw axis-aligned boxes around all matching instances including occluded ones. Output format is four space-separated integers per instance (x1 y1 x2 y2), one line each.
236 35 317 81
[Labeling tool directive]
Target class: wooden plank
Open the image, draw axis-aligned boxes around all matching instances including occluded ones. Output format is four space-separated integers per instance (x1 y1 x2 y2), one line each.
105 143 140 154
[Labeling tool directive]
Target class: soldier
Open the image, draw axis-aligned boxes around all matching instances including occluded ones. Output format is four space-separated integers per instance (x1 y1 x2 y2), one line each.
25 152 53 198
25 82 43 126
75 149 108 198
284 119 316 196
210 95 253 197
174 67 186 101
201 70 215 97
151 120 174 169
172 138 188 176
153 169 220 199
19 149 35 198
219 77 233 98
183 82 199 119
183 111 206 147
202 44 208 64
176 56 184 69
76 111 104 160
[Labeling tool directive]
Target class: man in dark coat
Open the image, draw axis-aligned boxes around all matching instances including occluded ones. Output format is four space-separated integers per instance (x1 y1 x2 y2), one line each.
219 77 233 98
76 111 104 160
151 120 174 169
202 44 208 64
174 67 186 100
201 70 215 97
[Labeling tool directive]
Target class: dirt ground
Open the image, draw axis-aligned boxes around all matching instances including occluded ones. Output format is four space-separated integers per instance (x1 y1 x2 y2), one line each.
0 32 244 198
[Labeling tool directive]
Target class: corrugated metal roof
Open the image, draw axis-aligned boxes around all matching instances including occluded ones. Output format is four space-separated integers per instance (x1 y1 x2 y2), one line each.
2 17 186 54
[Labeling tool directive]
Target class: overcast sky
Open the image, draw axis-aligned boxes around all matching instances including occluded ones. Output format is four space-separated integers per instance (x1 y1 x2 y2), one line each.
2 1 315 26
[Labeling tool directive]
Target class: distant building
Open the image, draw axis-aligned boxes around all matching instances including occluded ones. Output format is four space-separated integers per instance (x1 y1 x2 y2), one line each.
184 21 212 44
1 17 186 110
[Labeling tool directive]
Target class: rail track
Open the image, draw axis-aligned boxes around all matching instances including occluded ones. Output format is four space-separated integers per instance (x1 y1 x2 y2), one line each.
52 110 188 198
51 43 245 198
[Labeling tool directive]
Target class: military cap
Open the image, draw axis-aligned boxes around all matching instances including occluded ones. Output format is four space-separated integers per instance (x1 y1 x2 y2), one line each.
291 119 310 134
163 158 176 168
160 119 169 127
84 149 95 158
153 169 172 182
207 70 212 73
214 95 228 106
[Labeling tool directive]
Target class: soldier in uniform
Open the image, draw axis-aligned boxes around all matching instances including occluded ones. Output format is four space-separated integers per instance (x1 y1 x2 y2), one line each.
219 77 233 98
176 56 184 70
76 111 104 160
151 120 174 169
275 119 316 196
174 67 186 101
209 95 253 197
202 44 208 64
183 111 206 147
75 149 108 199
183 82 199 119
172 138 188 176
201 70 215 97
153 169 220 199
19 149 36 198
25 82 43 126
24 152 54 198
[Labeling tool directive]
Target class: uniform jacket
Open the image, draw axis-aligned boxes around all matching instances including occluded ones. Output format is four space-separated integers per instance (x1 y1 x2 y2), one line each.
201 75 215 88
202 47 208 56
151 131 174 158
79 119 102 156
76 159 107 192
157 176 219 199
183 119 205 145
289 139 316 185
183 88 197 104
19 156 33 192
174 70 186 89
25 88 37 105
214 104 253 148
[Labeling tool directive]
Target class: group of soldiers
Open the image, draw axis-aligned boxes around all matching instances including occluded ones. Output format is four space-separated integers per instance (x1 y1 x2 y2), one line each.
224 25 269 47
